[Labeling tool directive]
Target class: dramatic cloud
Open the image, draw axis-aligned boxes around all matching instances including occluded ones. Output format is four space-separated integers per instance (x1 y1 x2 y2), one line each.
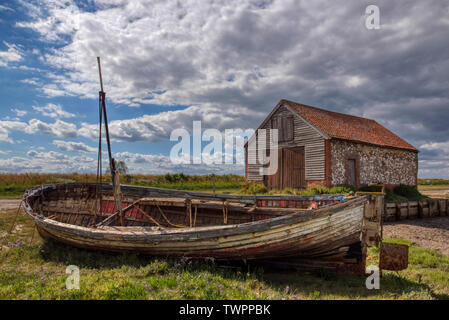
79 104 263 142
3 0 448 177
0 42 22 67
53 140 96 153
32 103 75 118
17 1 449 133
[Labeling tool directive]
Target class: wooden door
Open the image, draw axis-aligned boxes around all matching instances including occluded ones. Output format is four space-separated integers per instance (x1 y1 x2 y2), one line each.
347 159 356 186
264 148 282 190
264 147 306 190
282 147 305 189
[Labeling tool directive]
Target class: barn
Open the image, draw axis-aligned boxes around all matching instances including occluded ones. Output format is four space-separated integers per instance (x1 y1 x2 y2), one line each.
244 99 418 190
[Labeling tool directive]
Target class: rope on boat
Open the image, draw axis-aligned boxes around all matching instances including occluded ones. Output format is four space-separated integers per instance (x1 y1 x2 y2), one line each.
135 206 162 227
96 212 118 227
185 199 192 227
193 204 198 227
152 200 186 228
95 87 103 219
222 200 229 224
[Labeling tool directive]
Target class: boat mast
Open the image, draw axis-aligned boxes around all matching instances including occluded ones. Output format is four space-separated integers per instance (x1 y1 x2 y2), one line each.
97 57 123 226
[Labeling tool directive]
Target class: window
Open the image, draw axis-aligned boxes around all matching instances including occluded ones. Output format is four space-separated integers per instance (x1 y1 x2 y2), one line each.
272 116 294 142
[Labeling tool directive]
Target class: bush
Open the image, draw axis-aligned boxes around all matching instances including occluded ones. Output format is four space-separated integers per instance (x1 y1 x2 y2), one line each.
393 184 428 201
384 188 408 203
328 184 357 194
358 185 382 193
239 182 268 195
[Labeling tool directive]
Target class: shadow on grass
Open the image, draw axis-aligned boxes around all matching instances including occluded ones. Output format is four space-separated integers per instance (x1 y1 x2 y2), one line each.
261 267 440 300
39 239 245 275
40 239 158 269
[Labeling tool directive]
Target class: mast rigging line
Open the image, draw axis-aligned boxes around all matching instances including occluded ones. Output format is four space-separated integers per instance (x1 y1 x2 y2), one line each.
95 57 123 226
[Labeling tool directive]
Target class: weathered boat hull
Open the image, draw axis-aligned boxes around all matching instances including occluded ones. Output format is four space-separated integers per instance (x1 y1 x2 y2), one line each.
23 183 368 272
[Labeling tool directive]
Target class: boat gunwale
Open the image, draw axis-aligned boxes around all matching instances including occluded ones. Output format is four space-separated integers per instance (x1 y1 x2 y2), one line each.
24 182 349 202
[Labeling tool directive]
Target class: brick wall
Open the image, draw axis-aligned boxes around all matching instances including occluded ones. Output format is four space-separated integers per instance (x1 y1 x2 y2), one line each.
330 140 418 186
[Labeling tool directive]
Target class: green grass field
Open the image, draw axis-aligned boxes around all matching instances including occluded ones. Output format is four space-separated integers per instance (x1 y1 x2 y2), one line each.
418 185 449 191
1 208 448 300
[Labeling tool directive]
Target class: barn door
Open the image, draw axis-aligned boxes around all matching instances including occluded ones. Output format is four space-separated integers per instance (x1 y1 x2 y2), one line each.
282 147 305 189
347 159 356 186
264 148 282 190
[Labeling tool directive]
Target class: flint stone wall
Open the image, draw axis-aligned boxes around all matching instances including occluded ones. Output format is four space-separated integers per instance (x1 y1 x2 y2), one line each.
331 140 418 186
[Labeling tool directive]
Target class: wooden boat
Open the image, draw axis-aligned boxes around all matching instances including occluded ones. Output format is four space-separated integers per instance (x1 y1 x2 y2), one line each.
23 182 371 273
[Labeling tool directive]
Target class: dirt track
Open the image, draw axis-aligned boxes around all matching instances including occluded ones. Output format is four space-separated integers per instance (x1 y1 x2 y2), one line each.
0 199 22 212
383 217 449 256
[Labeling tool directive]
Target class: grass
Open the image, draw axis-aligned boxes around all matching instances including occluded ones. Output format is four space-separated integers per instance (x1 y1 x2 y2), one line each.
418 185 449 191
418 179 449 186
0 208 448 300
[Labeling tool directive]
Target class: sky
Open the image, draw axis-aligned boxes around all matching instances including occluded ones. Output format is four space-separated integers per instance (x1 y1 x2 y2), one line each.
0 0 448 178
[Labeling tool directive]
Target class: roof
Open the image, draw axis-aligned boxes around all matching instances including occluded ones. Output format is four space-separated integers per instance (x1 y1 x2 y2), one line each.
281 99 418 152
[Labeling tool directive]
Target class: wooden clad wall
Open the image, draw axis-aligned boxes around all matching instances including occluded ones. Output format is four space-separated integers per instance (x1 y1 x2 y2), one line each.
247 135 263 181
246 103 325 182
293 114 325 181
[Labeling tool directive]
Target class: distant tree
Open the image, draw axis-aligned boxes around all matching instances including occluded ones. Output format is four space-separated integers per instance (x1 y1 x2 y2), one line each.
106 160 128 175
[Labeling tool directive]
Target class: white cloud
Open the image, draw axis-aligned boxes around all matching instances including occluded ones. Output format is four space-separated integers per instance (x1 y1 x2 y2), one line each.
78 103 262 142
11 108 28 117
344 76 366 88
26 119 77 138
53 140 96 153
0 118 78 143
0 121 27 143
420 141 449 154
21 78 40 85
0 42 22 67
32 103 75 118
116 151 243 175
0 5 14 12
4 150 96 172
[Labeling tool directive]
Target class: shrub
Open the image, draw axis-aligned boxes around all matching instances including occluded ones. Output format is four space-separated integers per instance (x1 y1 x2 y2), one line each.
384 188 408 203
328 184 357 194
239 182 268 195
393 184 428 201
